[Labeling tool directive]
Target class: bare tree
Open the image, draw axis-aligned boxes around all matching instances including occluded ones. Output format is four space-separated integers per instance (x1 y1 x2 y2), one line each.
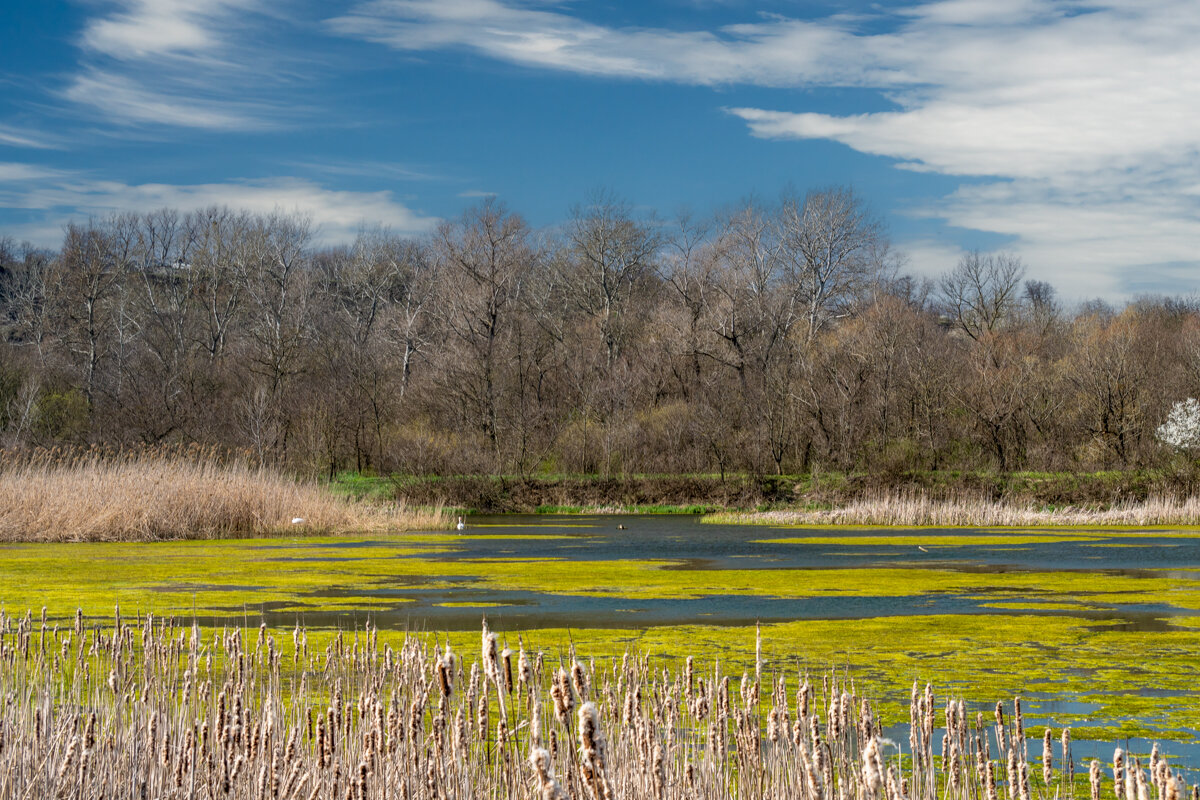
938 251 1025 340
433 199 534 459
560 190 660 370
56 220 128 405
779 186 887 344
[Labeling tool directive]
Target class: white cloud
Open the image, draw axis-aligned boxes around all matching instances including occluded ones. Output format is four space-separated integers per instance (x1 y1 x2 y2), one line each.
66 0 289 130
328 0 867 86
330 0 1200 298
81 0 247 60
0 170 439 246
893 238 968 282
0 125 61 149
0 163 71 182
63 70 262 130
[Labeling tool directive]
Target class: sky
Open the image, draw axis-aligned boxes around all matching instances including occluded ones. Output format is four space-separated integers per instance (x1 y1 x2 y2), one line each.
2 0 1199 300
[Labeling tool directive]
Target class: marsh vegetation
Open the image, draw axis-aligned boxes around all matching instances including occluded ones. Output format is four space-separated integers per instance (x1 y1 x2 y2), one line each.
0 448 448 541
706 492 1200 528
0 610 1191 800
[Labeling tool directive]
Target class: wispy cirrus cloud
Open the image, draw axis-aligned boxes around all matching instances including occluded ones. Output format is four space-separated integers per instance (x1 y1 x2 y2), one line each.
327 0 866 86
0 165 439 246
0 124 62 149
81 0 244 60
330 0 1200 298
64 0 296 130
63 69 266 130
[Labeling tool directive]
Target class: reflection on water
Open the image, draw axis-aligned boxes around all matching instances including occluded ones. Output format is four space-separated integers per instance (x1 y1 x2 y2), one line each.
378 514 1200 578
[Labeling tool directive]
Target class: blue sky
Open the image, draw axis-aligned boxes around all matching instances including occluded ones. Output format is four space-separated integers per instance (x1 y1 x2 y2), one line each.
3 0 1199 300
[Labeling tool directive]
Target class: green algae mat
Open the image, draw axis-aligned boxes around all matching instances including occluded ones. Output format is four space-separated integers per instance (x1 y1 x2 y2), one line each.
4 514 1200 751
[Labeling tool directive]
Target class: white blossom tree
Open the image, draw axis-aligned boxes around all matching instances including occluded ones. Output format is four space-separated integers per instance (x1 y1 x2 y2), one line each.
1157 397 1200 452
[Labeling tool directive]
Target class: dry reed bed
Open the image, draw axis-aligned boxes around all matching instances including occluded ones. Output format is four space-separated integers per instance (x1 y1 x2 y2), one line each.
0 610 1193 800
710 492 1200 528
0 451 448 541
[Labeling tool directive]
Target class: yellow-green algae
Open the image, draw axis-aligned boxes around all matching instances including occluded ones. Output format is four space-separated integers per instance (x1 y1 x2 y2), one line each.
6 537 1200 614
416 614 1200 742
6 532 1200 744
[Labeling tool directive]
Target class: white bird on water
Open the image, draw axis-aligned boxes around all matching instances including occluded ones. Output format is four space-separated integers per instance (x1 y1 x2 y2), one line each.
456 516 466 531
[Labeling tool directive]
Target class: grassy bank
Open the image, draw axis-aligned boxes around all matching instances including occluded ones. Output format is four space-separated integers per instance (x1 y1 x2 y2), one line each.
352 469 1197 522
0 451 449 541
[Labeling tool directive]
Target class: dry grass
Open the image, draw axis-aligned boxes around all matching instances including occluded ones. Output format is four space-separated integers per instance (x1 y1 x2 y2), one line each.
0 449 449 541
708 491 1200 528
0 610 1188 800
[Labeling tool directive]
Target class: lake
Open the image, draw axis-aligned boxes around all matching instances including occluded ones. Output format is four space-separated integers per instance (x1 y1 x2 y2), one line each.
3 514 1200 770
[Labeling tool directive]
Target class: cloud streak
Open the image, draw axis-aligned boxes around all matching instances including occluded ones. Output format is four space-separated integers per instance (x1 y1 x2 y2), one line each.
65 0 293 130
331 0 1200 298
0 167 439 246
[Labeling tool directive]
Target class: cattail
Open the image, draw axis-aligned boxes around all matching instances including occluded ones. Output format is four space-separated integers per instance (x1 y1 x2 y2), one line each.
501 647 514 694
1007 748 1019 800
949 740 962 799
1091 760 1103 800
531 747 567 800
1135 758 1150 800
482 628 500 686
986 759 998 800
652 741 666 800
1013 697 1025 761
1115 749 1127 800
518 644 532 690
572 660 588 701
1043 728 1053 785
552 668 573 724
531 696 543 747
579 701 611 800
863 737 883 797
975 734 988 783
55 734 80 790
1063 729 1074 787
437 653 452 698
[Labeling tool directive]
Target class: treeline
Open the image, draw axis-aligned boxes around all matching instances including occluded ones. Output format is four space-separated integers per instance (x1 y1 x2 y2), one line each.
0 189 1196 479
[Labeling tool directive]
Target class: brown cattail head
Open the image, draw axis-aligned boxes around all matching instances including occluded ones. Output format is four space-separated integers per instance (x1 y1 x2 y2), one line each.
1043 728 1053 785
862 737 883 797
571 661 588 701
1115 748 1128 800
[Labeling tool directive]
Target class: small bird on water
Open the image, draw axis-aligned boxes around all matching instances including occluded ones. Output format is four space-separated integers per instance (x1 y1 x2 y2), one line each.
456 516 466 531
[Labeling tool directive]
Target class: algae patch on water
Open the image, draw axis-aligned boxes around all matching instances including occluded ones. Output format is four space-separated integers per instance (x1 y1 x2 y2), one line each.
7 524 1200 745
